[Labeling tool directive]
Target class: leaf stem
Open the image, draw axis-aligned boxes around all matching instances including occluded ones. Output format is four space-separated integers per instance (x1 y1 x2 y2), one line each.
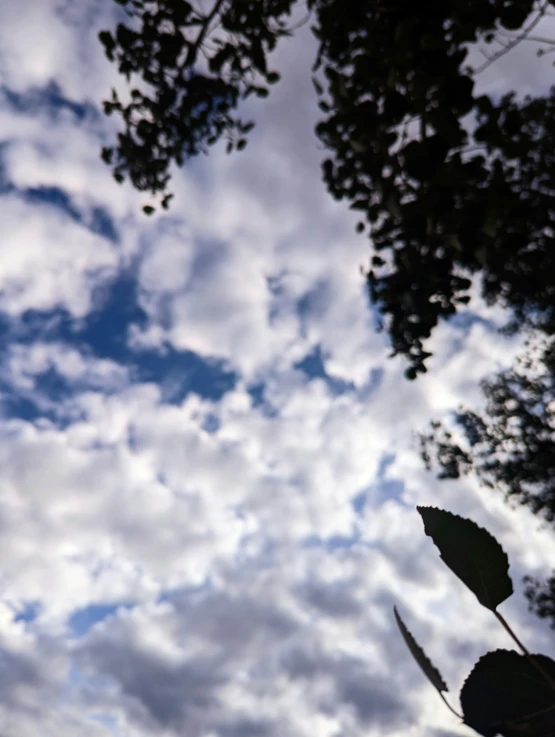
439 691 463 720
495 610 555 691
494 610 530 654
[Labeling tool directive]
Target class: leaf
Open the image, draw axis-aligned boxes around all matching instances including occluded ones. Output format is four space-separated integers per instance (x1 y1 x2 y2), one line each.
100 147 113 164
461 649 555 737
500 4 530 31
209 45 233 73
251 39 267 74
312 75 324 95
161 194 174 210
393 607 448 694
417 507 513 611
98 30 115 59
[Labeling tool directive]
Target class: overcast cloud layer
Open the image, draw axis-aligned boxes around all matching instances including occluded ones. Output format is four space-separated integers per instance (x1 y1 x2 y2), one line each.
0 1 554 736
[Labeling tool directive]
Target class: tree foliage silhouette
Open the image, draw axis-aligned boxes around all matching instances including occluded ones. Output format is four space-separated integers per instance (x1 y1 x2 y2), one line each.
421 336 555 627
99 0 555 376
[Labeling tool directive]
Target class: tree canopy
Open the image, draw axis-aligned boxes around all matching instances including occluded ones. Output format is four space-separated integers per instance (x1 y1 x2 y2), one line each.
421 336 555 522
99 0 555 377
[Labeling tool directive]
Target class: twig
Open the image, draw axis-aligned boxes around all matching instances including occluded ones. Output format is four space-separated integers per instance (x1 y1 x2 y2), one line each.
495 610 555 692
471 0 550 76
186 0 226 67
439 691 463 720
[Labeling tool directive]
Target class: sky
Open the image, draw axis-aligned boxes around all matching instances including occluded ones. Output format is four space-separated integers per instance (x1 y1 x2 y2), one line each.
0 1 554 736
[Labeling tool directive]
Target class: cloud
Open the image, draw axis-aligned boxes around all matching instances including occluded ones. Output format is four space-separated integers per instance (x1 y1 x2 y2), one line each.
0 194 117 318
74 578 413 737
0 2 553 736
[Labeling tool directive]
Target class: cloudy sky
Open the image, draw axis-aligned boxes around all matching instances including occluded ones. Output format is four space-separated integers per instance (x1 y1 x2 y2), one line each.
0 1 554 736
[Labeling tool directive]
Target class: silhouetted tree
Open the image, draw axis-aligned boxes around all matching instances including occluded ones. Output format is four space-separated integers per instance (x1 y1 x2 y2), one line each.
99 0 555 376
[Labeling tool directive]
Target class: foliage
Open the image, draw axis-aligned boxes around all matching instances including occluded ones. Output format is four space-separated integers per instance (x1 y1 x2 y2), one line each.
420 337 555 520
461 650 555 737
396 507 555 737
420 337 555 627
525 574 555 628
99 0 295 212
417 506 513 610
313 0 555 376
99 0 555 375
393 606 448 696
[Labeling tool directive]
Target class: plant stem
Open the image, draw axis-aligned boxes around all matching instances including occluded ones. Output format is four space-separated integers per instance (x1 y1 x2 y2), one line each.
439 691 463 720
495 610 530 654
495 610 555 691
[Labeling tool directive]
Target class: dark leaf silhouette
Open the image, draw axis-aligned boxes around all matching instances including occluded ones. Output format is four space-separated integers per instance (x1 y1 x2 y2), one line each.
417 507 513 610
461 649 555 737
393 606 448 694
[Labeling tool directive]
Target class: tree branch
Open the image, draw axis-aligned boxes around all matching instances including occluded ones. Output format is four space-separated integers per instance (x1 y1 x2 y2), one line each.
186 0 226 67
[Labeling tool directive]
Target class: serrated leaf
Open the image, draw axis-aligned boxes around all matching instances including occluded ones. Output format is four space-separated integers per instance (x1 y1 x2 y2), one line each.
461 649 555 737
393 607 448 694
417 507 513 610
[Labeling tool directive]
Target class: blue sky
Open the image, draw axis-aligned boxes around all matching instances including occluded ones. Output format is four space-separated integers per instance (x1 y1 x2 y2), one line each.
0 1 554 736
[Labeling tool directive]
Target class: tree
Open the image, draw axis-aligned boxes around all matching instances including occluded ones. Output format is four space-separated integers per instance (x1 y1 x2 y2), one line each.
99 0 555 377
98 0 297 210
420 336 555 627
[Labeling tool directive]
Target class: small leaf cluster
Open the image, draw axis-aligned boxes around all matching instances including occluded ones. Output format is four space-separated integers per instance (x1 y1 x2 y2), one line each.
396 507 555 737
99 0 292 210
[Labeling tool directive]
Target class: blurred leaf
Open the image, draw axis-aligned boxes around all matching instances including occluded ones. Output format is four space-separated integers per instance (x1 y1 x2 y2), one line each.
312 75 324 95
500 4 530 30
417 507 513 610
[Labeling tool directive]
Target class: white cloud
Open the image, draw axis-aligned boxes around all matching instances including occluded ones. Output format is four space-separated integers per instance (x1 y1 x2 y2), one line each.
0 195 118 317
